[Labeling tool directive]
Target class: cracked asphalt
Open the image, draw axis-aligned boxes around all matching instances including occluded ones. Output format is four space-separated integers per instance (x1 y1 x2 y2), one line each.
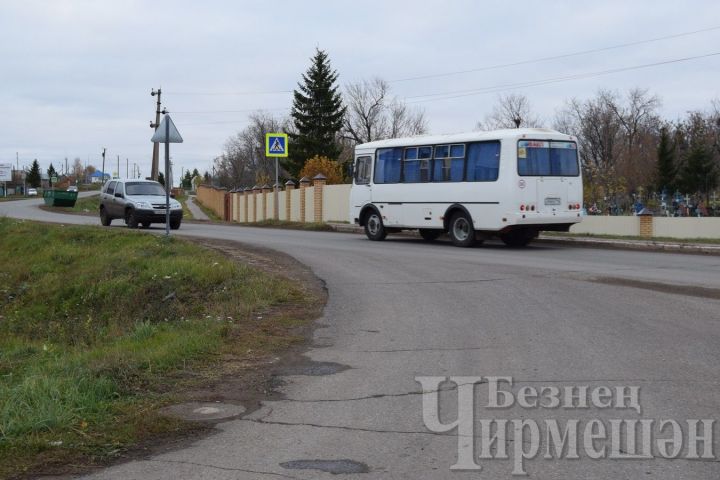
3 196 719 479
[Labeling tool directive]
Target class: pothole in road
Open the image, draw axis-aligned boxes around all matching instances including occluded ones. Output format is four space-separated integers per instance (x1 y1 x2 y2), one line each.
275 360 350 376
159 402 246 422
280 459 369 474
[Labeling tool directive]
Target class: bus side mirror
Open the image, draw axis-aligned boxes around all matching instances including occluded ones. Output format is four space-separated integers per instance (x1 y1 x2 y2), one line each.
346 162 354 179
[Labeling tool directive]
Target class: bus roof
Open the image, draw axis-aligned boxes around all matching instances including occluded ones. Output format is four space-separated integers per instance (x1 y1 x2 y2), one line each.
356 128 574 150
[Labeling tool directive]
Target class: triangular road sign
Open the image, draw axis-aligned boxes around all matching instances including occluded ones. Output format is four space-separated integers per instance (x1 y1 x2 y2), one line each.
151 114 184 143
270 137 284 153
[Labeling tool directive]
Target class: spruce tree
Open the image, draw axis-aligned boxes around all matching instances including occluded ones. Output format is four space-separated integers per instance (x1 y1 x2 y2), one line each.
288 48 346 177
47 163 57 187
27 159 41 188
183 170 193 189
655 127 676 193
678 142 716 195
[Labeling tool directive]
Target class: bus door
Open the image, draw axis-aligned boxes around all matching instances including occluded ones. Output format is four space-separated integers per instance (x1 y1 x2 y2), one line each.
350 155 373 209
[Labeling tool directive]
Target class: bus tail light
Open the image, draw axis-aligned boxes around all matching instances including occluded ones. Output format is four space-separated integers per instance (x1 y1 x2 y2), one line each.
530 205 535 211
575 203 581 210
520 204 525 211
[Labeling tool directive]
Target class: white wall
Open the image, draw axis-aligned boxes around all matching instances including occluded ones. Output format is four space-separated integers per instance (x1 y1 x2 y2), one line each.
570 216 638 236
323 184 351 222
653 217 720 239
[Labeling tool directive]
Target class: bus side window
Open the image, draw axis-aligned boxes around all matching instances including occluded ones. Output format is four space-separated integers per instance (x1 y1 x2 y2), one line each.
355 156 371 184
403 146 432 183
433 144 465 182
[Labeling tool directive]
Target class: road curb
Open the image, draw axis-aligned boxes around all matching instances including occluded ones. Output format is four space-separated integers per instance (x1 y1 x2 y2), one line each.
536 235 720 255
326 223 720 255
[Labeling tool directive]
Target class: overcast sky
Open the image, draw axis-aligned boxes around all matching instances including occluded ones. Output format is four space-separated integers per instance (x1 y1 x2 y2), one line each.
1 0 719 184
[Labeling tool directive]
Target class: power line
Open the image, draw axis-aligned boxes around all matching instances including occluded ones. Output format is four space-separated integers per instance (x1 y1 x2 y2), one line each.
404 52 720 104
172 107 290 114
166 89 293 96
390 25 720 83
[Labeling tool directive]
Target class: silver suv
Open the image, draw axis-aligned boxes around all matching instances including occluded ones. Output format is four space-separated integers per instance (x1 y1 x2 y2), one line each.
99 179 183 229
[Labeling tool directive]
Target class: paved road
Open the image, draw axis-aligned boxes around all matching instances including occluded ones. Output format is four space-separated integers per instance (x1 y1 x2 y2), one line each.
2 199 719 479
185 195 210 221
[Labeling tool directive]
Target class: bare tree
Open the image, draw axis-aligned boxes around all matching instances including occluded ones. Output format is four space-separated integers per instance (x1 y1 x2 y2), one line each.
343 77 427 144
554 91 624 204
72 157 84 177
215 111 288 188
477 93 541 130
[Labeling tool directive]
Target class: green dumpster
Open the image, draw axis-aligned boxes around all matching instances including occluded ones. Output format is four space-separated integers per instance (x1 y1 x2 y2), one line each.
43 189 78 207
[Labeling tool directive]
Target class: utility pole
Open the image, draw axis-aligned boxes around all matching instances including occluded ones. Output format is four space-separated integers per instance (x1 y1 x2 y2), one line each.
101 148 106 184
117 155 120 179
150 88 162 180
126 158 129 178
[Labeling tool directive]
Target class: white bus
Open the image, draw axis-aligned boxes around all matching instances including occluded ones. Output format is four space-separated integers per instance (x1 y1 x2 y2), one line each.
349 128 583 247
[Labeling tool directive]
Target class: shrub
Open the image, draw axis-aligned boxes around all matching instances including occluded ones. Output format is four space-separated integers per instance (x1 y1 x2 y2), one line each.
299 155 345 184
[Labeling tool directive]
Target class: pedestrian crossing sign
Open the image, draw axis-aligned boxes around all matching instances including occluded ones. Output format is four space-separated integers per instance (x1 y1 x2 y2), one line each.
265 133 288 157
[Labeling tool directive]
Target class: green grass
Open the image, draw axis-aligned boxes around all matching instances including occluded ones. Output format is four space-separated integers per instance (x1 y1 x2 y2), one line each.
173 192 194 220
70 195 100 214
0 195 29 202
0 218 311 477
542 231 720 245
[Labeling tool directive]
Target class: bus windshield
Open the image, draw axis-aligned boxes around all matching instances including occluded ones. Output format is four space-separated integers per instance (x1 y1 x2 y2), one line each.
517 140 579 177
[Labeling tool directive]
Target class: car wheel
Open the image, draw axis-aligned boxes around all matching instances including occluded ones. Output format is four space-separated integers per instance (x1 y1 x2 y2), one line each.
100 207 112 226
500 229 535 248
448 212 475 247
141 222 151 229
125 209 139 228
419 229 442 242
364 210 387 241
170 219 182 230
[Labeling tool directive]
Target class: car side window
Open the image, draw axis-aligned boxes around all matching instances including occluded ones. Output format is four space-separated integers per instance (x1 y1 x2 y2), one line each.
115 182 124 196
106 181 116 195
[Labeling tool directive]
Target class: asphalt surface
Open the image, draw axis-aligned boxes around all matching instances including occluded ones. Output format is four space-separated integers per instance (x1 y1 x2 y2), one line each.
2 197 719 479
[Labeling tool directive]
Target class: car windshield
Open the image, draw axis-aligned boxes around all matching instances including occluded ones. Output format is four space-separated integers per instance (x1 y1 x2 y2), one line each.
125 182 166 196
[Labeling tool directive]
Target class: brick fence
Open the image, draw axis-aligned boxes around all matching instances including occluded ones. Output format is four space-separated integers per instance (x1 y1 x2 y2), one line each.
196 180 720 239
196 174 351 224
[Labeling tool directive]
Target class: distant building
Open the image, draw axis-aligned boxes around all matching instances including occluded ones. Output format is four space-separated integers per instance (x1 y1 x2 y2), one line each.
90 171 110 183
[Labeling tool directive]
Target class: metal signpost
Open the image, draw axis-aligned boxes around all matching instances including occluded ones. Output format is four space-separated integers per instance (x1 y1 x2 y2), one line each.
265 133 288 219
151 113 183 236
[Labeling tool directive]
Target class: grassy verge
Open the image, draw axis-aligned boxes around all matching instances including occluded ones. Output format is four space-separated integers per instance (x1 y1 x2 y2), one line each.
0 218 313 478
192 198 222 221
0 196 30 202
542 231 720 245
71 195 100 214
241 219 335 231
173 192 193 220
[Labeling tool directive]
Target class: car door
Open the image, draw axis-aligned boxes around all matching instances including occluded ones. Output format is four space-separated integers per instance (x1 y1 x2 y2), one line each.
112 181 126 218
102 181 116 216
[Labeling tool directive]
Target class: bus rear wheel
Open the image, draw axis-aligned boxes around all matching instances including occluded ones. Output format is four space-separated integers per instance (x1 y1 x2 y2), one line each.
364 211 387 241
500 229 535 247
419 229 442 242
448 212 475 247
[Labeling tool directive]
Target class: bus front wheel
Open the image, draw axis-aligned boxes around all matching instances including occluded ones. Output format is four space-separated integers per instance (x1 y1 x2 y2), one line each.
364 211 387 241
448 212 475 247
